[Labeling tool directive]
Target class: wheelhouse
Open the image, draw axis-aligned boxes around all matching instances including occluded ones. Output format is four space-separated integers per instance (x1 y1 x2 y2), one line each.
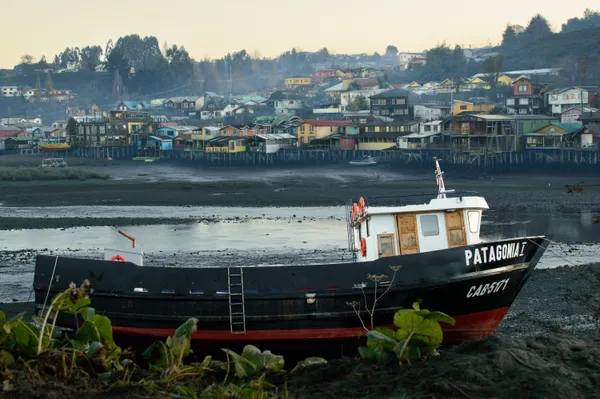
349 159 489 261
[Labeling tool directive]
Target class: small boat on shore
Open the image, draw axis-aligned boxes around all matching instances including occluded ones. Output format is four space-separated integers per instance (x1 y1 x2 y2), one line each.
33 160 548 345
349 156 377 166
40 143 71 152
40 158 67 168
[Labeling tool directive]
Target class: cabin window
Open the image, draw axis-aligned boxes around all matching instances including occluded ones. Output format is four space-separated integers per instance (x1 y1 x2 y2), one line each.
366 220 370 237
420 215 439 237
467 211 480 233
377 234 395 257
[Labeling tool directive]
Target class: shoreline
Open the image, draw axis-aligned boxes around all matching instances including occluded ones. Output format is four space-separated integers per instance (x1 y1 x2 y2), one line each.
1 172 599 208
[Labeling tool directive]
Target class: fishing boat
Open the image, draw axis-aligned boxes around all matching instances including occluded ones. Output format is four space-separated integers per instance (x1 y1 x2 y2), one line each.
349 156 377 166
33 160 548 344
39 142 71 152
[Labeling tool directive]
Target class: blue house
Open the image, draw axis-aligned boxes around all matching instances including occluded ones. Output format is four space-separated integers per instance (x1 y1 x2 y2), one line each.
143 136 173 151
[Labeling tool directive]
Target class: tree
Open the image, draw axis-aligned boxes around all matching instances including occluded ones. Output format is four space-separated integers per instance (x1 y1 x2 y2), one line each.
80 46 103 71
522 14 553 44
106 47 130 82
501 25 520 48
269 91 285 100
20 55 36 64
483 55 505 87
45 72 54 91
385 45 399 57
349 95 368 111
562 8 600 33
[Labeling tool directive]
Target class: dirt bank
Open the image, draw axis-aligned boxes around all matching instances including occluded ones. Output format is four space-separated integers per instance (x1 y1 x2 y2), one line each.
1 171 600 210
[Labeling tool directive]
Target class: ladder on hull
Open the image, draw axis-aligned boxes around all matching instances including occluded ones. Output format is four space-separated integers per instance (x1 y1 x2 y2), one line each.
227 266 246 334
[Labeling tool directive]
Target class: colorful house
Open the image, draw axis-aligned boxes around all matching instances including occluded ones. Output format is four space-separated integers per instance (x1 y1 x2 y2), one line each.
524 123 583 149
496 74 513 87
450 100 495 116
296 119 351 146
284 77 311 88
205 136 249 153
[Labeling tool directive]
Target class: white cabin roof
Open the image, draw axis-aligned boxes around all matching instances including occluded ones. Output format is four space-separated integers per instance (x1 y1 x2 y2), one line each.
366 196 488 216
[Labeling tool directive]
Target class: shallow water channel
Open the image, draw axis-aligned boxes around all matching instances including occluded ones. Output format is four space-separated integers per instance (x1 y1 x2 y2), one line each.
1 205 599 302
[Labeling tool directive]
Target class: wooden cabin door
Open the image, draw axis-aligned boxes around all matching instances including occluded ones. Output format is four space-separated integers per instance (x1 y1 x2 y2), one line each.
445 211 467 248
396 214 419 255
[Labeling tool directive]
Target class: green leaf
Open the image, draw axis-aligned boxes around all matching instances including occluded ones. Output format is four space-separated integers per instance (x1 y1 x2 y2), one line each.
170 318 198 361
76 320 101 343
222 348 257 378
358 346 376 361
143 341 173 371
241 344 262 368
417 310 456 326
393 309 423 339
290 357 328 374
85 341 105 358
366 330 397 350
373 327 396 340
3 313 24 334
260 350 285 372
0 311 5 328
394 308 445 347
93 314 116 346
412 302 420 311
0 350 15 369
372 346 390 362
79 307 96 322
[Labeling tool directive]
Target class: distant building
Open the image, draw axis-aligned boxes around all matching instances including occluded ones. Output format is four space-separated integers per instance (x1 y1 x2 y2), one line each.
284 77 311 89
505 77 546 115
398 52 426 70
0 86 21 97
546 87 598 116
369 88 412 118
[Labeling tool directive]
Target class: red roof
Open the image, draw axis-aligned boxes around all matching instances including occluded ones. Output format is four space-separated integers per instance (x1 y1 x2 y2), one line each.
0 130 22 138
300 120 351 127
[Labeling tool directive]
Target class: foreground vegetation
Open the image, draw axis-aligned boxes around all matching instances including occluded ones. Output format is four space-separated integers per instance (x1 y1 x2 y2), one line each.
0 281 459 398
0 167 109 182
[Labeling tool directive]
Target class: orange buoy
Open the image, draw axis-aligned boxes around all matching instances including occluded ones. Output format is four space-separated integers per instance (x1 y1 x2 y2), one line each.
360 238 367 257
110 254 127 262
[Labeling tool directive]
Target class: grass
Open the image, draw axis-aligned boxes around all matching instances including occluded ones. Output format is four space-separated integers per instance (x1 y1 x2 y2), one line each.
0 167 110 181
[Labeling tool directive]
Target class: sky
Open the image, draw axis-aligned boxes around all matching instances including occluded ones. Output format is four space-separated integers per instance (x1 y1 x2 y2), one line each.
0 0 594 68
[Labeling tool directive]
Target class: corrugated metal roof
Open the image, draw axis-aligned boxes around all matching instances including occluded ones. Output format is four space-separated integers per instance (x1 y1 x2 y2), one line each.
256 133 295 140
402 131 441 139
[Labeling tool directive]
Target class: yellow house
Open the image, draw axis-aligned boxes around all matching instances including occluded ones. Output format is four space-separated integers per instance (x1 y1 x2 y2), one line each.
297 120 350 146
284 77 311 86
497 74 513 86
466 77 491 90
357 132 401 150
407 81 422 88
205 137 248 153
451 100 495 116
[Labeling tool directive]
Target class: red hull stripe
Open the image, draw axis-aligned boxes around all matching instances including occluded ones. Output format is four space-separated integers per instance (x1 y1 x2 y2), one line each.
112 307 510 343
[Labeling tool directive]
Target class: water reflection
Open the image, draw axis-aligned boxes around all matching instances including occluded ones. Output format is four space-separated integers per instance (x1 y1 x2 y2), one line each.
0 206 598 253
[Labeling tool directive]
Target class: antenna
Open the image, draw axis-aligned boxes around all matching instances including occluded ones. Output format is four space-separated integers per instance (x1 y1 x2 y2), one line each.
433 158 455 199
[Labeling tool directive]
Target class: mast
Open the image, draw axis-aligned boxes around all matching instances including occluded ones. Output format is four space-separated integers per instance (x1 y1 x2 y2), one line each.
434 158 455 199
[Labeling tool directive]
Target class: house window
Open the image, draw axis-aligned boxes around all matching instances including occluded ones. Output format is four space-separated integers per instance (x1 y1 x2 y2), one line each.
467 211 480 233
420 215 439 237
377 234 395 257
460 105 467 110
518 85 528 93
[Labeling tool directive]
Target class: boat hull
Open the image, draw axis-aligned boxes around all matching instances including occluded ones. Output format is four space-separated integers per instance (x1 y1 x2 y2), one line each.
33 236 547 344
40 145 71 152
